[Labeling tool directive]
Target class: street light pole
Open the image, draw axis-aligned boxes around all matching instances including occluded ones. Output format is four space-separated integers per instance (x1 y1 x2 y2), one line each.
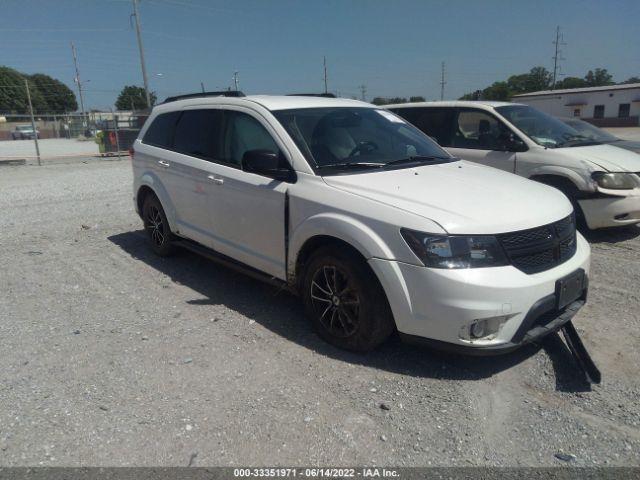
132 0 151 108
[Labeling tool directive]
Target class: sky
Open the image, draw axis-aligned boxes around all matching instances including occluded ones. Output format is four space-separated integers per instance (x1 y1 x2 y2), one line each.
1 0 639 111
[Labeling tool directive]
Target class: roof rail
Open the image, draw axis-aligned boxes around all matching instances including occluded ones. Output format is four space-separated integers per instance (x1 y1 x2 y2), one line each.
163 91 246 103
287 93 337 98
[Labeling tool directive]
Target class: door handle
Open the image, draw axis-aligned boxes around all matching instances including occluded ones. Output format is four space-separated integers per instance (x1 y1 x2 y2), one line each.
207 175 224 185
158 160 170 168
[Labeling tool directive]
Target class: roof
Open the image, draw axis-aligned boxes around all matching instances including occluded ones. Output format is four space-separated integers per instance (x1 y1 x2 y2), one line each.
513 83 640 98
150 94 371 114
384 100 515 109
247 95 369 111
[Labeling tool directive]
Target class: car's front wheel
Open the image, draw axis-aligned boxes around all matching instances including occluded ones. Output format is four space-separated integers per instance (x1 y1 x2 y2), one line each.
302 247 395 352
142 195 174 256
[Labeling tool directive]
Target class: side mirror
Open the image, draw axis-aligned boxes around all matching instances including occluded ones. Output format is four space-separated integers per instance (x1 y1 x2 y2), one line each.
241 149 295 182
500 132 528 152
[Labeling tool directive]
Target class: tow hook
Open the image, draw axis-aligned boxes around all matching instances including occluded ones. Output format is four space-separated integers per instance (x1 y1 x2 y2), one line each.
561 320 601 384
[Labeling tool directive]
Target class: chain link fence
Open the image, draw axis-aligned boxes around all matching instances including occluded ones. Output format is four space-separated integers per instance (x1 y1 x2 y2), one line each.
0 111 148 164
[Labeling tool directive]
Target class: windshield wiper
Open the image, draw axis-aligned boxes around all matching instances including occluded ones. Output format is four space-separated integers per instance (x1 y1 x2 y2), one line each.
383 155 451 169
556 135 602 148
315 162 385 171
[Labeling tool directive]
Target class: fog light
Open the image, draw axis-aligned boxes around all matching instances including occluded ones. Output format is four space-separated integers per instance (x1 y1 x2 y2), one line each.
460 315 510 342
470 321 485 338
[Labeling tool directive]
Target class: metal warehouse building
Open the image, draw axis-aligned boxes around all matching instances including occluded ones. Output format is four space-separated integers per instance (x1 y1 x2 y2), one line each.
512 83 640 127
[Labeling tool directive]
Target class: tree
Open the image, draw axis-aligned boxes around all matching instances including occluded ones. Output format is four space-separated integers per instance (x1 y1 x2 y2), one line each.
507 66 552 94
0 66 30 113
0 66 77 114
584 68 614 87
409 96 426 102
371 97 408 105
115 85 156 110
482 81 511 101
619 76 640 84
29 73 77 113
554 76 587 89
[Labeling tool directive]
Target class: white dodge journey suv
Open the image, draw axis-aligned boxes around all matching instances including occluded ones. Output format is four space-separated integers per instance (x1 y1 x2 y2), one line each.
131 93 590 353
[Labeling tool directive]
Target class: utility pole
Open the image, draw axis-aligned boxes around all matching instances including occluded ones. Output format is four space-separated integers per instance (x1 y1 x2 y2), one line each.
323 56 328 94
233 71 239 91
440 61 446 100
25 78 41 166
71 42 87 126
200 82 205 93
358 85 366 102
552 25 566 89
132 0 151 108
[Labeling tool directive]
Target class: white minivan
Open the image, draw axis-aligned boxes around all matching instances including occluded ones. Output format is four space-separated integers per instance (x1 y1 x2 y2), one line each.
132 94 590 354
386 101 640 229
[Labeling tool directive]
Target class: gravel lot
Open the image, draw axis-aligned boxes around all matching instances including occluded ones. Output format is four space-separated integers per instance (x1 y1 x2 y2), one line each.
0 138 99 160
1 159 639 467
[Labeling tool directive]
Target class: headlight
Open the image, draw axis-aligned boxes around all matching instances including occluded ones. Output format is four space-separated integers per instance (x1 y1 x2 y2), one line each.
591 171 636 190
401 229 509 268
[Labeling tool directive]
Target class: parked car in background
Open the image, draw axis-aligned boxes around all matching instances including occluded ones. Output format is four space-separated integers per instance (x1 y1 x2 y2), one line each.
12 124 40 140
559 117 640 154
131 93 590 354
387 101 640 230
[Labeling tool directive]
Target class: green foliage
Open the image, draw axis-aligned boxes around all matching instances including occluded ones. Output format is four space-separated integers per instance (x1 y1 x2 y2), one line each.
619 76 640 85
0 65 78 114
29 73 77 113
554 76 587 89
459 66 632 100
409 96 426 102
115 85 157 110
371 97 410 106
584 68 614 87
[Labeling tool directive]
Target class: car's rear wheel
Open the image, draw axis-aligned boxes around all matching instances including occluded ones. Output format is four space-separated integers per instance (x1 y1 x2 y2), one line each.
302 247 395 352
142 195 174 256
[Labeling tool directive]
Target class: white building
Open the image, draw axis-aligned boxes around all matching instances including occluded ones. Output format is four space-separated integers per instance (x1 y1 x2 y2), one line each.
512 83 640 127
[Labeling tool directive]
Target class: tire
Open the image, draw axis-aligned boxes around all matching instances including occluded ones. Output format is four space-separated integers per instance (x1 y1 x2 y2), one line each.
142 194 175 256
301 247 395 352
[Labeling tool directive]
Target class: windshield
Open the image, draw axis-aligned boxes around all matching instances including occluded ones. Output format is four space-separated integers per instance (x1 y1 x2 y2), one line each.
273 107 452 173
17 125 33 131
562 118 618 142
495 105 601 148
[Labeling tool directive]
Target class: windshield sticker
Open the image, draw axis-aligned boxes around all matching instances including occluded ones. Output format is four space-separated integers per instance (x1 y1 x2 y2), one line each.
376 110 406 123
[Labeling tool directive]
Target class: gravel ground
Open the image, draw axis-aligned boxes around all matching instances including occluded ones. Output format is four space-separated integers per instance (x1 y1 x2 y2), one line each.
0 160 639 467
0 138 99 160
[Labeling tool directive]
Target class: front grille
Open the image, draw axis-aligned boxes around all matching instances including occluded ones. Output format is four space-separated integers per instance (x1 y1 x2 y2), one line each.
498 215 577 274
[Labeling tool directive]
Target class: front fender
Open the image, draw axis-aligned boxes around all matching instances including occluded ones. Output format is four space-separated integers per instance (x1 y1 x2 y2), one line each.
288 213 399 275
527 165 593 192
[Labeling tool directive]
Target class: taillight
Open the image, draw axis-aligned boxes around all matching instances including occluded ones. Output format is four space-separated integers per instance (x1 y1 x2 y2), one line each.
128 147 135 158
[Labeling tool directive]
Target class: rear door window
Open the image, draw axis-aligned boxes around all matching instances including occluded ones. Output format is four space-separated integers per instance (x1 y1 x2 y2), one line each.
142 111 180 148
172 109 224 161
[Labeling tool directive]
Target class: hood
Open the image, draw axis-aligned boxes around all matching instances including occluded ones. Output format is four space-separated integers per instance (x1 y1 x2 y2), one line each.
322 161 573 235
561 144 640 172
611 139 640 155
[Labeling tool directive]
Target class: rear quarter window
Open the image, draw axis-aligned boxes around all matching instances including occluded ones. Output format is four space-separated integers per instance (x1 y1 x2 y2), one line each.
391 107 454 146
142 111 180 148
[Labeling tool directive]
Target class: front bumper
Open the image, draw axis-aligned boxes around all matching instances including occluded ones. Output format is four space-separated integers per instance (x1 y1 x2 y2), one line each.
579 190 640 229
368 233 590 354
